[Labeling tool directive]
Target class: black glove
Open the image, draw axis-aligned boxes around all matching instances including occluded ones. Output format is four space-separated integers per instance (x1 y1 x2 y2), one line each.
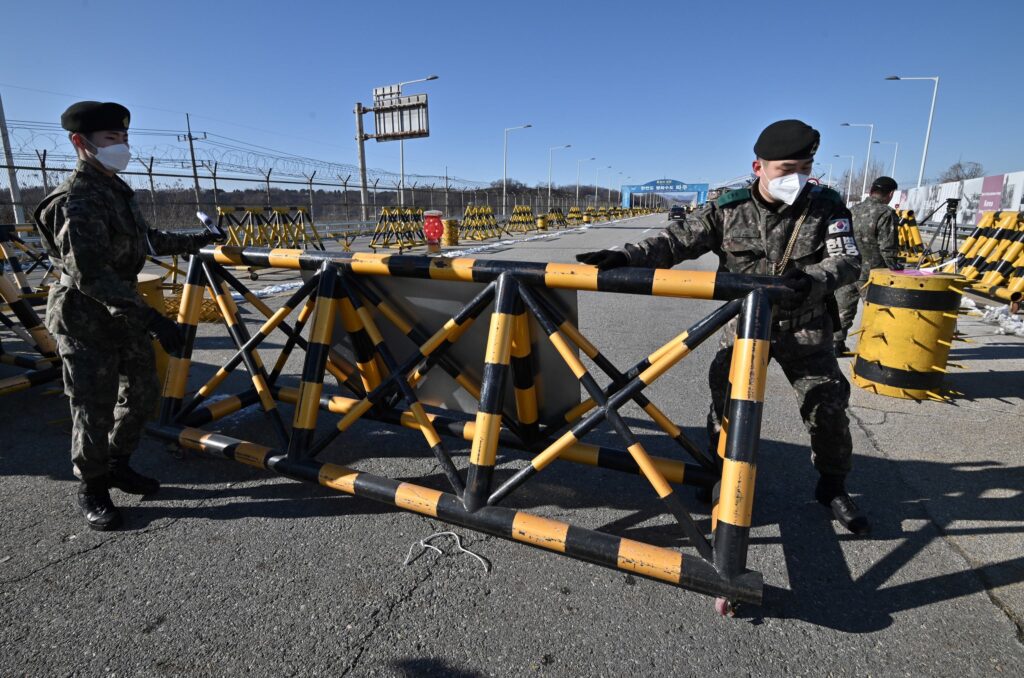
196 230 226 247
145 308 183 354
778 268 814 311
575 249 628 270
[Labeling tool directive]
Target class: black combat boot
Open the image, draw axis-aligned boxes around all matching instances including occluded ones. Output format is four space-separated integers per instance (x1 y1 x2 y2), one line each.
77 481 122 531
108 457 160 496
815 474 870 536
834 341 849 357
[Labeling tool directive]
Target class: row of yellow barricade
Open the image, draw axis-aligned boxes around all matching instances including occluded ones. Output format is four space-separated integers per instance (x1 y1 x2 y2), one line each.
943 210 1024 303
218 206 324 251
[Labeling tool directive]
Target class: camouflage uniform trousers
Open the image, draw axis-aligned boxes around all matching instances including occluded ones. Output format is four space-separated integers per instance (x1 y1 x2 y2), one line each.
706 314 853 477
833 279 866 347
57 329 159 483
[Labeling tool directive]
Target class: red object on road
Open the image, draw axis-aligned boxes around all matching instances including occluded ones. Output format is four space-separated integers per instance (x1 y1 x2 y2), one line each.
424 210 444 242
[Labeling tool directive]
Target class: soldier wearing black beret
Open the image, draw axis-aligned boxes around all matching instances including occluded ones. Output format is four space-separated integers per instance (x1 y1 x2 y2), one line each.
577 119 870 536
32 101 224 530
834 176 903 353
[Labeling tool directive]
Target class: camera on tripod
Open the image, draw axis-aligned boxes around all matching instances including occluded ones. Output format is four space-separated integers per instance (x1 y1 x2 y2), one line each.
944 198 960 215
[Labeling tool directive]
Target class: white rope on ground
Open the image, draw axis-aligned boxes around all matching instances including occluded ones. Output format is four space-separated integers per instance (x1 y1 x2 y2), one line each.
403 531 491 573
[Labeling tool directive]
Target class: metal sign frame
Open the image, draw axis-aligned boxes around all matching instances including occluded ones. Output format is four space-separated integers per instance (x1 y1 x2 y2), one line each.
372 86 430 142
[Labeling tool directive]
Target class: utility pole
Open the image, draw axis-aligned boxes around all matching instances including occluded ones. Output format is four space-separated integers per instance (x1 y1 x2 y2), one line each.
35 149 50 195
355 102 370 221
181 113 205 210
304 171 317 220
144 156 157 219
0 91 26 223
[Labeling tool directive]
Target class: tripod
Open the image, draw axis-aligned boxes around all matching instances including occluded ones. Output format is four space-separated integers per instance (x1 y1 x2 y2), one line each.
922 198 961 270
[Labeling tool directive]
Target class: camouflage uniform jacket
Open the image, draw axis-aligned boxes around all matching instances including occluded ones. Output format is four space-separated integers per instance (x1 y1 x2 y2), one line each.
33 160 204 339
849 195 900 281
622 181 861 321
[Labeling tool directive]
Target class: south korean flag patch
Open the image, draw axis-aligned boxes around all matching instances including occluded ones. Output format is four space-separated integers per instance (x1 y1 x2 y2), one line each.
826 218 859 257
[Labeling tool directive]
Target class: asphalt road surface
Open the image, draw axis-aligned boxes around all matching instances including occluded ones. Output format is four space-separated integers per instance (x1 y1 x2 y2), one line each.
2 213 1023 676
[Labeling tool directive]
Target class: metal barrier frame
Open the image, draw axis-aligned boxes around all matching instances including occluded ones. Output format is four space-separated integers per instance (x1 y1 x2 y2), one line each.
150 245 785 608
0 236 60 396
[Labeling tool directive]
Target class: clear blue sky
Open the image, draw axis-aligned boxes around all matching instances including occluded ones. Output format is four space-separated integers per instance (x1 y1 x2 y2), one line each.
2 0 1021 189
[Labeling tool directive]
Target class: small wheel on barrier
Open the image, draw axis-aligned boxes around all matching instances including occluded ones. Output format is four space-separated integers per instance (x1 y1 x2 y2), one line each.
249 271 259 281
714 597 735 617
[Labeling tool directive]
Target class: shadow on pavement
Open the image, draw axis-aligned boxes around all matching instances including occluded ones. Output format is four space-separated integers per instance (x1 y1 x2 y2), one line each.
392 657 485 677
5 380 1022 633
945 369 1024 401
950 341 1024 362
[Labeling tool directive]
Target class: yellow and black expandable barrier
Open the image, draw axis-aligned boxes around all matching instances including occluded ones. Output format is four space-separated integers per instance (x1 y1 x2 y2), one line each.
545 208 568 229
566 206 583 225
0 225 56 298
369 207 426 252
506 205 537 234
219 206 324 252
458 205 504 241
851 270 966 401
149 245 799 612
932 211 1024 304
0 261 60 397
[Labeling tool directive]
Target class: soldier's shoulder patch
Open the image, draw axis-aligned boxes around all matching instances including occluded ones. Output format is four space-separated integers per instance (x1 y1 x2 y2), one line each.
825 218 859 258
827 218 852 234
716 188 751 208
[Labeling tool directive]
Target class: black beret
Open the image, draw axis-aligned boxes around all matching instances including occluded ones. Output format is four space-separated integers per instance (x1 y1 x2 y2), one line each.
753 119 820 160
60 101 131 134
871 176 898 193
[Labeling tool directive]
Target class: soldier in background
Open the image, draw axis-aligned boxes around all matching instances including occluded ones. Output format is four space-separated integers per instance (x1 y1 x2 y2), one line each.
833 176 902 355
576 119 870 535
33 101 223 530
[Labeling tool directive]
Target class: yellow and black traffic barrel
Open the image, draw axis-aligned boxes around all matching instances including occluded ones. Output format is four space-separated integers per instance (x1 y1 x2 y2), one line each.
852 269 965 400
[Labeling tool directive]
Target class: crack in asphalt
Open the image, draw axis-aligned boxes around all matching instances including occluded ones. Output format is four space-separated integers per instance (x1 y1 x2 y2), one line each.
848 407 1024 646
0 484 230 587
338 516 442 677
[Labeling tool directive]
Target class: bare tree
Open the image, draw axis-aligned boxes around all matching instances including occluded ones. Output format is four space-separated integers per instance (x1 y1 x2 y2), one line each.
835 159 888 204
937 161 985 183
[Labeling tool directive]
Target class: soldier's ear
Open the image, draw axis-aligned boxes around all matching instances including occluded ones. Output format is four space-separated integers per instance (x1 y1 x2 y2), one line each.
70 133 89 151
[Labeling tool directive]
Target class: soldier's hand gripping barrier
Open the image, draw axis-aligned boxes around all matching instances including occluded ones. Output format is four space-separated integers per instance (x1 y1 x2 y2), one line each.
149 245 792 611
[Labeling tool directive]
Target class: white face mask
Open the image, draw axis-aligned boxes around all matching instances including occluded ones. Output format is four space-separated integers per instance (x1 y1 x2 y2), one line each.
86 140 132 173
765 172 809 205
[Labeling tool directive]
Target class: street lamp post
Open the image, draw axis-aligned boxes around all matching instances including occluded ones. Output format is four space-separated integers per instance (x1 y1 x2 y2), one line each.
886 76 939 188
873 140 899 179
609 171 622 204
547 144 571 212
841 122 875 198
394 74 438 207
835 154 855 204
576 157 595 206
503 123 532 216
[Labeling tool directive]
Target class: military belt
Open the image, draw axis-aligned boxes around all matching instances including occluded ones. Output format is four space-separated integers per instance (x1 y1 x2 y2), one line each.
773 305 824 331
